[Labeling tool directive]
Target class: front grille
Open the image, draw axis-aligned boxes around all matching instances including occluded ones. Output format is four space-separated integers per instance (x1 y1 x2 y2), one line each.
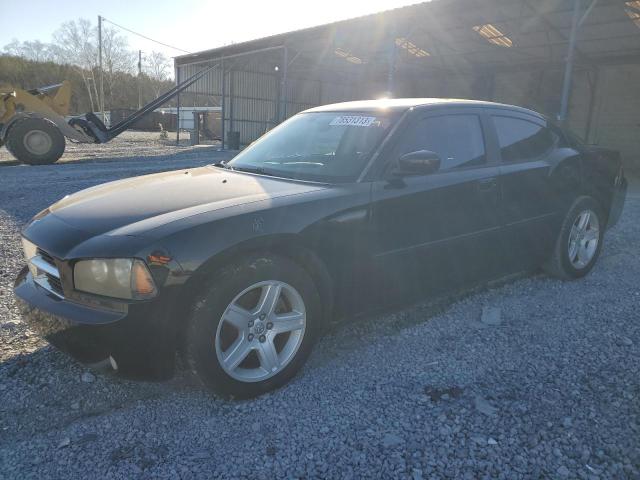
45 274 64 297
29 248 65 300
37 248 56 267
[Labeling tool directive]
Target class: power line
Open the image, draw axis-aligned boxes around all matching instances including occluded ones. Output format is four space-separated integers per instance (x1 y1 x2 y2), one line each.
101 16 192 54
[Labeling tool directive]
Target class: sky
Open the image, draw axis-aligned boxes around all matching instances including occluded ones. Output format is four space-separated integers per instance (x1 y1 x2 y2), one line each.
0 0 423 60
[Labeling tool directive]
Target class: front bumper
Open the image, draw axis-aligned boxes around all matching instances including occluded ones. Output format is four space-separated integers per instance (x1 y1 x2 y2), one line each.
14 267 177 379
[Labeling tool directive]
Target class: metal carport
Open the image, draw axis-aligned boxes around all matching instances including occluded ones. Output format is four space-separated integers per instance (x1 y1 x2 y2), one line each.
174 0 640 170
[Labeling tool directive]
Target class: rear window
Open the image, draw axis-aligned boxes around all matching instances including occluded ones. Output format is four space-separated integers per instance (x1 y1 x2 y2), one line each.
493 116 557 162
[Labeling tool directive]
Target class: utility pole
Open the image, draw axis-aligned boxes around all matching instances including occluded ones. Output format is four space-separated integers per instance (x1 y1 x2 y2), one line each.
138 50 142 109
98 15 105 123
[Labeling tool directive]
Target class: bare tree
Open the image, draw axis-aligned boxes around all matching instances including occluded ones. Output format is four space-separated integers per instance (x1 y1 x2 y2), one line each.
3 18 171 111
3 39 22 56
102 27 135 75
3 39 56 62
52 19 99 111
101 26 136 108
144 51 171 97
51 19 134 113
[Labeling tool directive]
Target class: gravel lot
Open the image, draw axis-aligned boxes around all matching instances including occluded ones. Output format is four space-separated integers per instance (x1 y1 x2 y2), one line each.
0 150 638 479
0 131 213 165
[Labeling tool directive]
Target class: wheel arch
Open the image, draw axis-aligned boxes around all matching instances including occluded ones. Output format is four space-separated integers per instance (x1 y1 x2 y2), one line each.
169 234 335 347
549 154 583 202
550 147 620 224
580 149 621 225
0 114 29 142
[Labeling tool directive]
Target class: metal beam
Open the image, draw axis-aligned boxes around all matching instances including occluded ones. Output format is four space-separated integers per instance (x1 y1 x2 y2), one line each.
523 0 591 66
287 49 303 68
175 46 286 68
584 66 600 142
559 0 582 122
579 0 599 26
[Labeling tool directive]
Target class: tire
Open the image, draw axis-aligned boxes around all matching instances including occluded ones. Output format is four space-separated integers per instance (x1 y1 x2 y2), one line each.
4 134 16 157
4 138 15 158
543 196 605 280
184 254 321 398
5 117 65 165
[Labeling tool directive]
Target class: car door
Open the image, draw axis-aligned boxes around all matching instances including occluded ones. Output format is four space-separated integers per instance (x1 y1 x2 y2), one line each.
366 108 503 304
487 110 566 270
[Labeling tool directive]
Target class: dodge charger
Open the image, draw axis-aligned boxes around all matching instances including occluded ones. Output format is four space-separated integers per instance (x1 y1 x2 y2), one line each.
14 99 627 398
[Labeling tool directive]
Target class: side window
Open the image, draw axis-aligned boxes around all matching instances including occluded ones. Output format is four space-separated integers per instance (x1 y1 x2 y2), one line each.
399 114 486 170
493 116 557 162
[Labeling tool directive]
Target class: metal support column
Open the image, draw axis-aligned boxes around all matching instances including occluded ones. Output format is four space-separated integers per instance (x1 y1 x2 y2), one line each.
98 15 104 123
280 46 288 122
585 66 600 143
387 34 397 97
176 67 180 145
138 50 143 110
221 58 226 150
558 0 582 122
229 69 234 134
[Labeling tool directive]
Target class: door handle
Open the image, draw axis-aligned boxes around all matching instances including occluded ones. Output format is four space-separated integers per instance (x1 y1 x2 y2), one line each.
477 177 498 192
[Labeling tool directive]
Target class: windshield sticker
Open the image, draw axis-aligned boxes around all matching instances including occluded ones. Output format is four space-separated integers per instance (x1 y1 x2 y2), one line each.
329 115 377 127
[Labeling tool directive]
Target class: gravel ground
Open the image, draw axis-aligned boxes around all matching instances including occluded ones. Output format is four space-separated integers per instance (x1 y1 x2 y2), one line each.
0 152 639 479
0 131 215 165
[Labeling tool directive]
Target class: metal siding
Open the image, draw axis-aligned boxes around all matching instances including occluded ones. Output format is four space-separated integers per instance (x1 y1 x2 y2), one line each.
228 70 278 144
177 63 223 96
177 52 377 145
589 64 640 169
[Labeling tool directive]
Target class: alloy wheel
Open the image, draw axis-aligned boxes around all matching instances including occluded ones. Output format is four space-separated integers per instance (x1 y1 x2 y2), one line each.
567 209 600 269
215 280 306 382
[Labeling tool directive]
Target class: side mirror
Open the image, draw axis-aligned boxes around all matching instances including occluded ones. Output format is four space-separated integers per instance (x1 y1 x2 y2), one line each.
394 150 441 176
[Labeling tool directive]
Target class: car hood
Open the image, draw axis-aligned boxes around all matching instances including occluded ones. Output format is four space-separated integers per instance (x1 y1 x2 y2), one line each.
46 166 326 236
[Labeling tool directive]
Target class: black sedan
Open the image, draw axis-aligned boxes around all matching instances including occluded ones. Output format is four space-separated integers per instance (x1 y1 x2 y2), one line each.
14 99 627 398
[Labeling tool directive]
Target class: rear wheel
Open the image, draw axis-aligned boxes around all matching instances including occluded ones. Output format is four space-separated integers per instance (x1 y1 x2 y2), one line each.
544 196 604 280
5 117 65 165
184 254 321 398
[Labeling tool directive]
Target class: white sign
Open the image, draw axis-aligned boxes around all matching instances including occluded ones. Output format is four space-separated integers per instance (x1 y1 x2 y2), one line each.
329 115 377 127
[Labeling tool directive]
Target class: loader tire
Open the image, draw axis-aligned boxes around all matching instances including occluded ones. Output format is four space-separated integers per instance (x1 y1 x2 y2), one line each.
5 118 65 165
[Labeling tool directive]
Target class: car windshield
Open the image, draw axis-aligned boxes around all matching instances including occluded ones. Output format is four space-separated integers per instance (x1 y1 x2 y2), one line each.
226 111 399 182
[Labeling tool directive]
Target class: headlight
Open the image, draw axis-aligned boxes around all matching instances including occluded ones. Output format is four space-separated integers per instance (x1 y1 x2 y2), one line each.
21 237 38 277
74 259 157 300
22 237 37 261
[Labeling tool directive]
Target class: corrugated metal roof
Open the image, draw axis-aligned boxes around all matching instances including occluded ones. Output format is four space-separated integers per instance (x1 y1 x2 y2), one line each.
175 1 430 64
175 0 640 71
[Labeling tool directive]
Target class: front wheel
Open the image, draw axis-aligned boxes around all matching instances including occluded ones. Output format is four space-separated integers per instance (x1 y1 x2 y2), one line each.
5 117 65 165
544 196 604 280
184 254 321 398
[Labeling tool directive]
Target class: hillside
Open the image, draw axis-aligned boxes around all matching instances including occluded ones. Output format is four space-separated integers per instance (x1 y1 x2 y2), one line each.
0 55 174 115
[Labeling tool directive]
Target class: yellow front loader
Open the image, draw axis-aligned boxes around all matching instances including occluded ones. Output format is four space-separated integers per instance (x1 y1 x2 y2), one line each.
0 81 92 164
0 65 216 165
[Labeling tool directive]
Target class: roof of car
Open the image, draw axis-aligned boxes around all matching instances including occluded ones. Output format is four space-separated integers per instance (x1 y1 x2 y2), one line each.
304 98 540 117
